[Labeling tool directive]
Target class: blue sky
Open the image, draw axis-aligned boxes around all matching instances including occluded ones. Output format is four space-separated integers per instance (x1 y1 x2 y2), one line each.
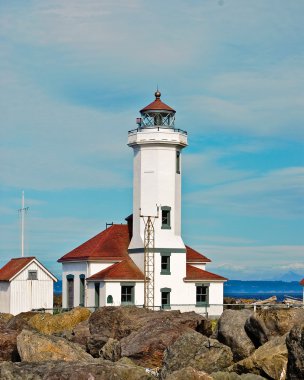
0 0 303 280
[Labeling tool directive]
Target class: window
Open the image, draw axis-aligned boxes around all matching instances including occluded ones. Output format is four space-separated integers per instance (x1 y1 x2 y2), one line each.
28 270 37 280
67 274 74 308
196 284 209 306
94 283 100 308
161 206 171 229
121 285 134 305
79 275 85 307
107 295 113 304
160 253 171 275
176 151 180 174
161 288 171 309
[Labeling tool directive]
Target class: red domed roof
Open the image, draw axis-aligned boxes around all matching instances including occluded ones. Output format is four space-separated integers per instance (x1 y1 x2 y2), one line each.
140 91 175 113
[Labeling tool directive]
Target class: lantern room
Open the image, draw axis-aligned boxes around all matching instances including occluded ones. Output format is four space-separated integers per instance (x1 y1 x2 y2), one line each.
137 90 176 128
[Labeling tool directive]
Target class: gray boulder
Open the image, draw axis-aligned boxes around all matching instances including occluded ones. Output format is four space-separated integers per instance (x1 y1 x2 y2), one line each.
216 309 255 361
0 359 157 380
120 316 196 368
17 329 94 362
101 338 121 361
5 312 38 332
229 334 288 380
212 373 266 379
286 323 304 380
165 366 213 380
161 330 233 378
54 319 91 350
87 334 108 357
245 309 304 347
0 327 19 362
89 306 212 339
244 314 268 348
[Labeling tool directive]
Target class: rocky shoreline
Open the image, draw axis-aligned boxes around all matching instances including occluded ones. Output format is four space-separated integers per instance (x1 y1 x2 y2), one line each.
0 306 303 379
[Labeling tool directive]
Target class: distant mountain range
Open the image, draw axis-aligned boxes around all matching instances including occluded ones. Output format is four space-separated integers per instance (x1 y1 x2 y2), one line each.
269 271 303 282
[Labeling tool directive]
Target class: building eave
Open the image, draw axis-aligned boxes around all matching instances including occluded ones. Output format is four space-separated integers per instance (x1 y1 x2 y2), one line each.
86 278 145 282
183 278 227 283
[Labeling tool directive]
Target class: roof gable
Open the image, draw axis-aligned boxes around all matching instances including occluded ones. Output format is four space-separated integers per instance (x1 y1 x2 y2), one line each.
87 259 144 281
186 246 211 263
300 278 304 286
0 257 57 282
184 264 227 282
58 224 129 262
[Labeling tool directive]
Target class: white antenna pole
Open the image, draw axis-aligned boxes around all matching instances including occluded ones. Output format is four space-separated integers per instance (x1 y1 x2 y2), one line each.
21 191 24 257
18 191 29 258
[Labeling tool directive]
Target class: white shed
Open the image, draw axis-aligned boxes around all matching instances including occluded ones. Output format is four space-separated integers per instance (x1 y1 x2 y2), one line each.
0 256 57 315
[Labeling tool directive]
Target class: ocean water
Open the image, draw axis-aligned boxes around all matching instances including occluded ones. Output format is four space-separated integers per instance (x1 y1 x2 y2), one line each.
55 280 303 302
224 280 303 302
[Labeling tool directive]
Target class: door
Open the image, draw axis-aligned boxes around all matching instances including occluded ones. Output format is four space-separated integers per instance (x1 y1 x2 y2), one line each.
94 283 100 308
67 277 74 308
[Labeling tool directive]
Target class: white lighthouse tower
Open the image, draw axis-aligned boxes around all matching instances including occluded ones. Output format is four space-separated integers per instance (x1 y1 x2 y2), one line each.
128 90 188 308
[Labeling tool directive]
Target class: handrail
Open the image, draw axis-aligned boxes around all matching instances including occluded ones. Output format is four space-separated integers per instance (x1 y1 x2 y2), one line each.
128 127 187 135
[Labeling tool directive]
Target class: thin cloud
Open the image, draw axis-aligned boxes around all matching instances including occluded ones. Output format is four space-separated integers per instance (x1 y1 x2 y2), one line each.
186 167 304 218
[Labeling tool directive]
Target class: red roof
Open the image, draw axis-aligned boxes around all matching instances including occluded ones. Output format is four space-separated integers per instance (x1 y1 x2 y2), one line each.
87 259 144 281
58 224 129 262
184 264 227 282
140 92 175 113
186 246 211 263
0 257 36 281
300 278 304 286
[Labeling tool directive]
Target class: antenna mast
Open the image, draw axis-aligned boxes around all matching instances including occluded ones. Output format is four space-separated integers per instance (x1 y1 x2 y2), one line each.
18 191 29 257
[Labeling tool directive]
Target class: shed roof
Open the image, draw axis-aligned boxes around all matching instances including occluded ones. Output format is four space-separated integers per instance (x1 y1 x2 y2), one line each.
184 264 227 282
87 259 144 281
0 257 57 282
58 224 129 262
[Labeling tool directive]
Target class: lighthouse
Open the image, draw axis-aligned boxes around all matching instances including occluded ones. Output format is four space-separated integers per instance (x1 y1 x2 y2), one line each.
128 90 189 308
59 90 226 315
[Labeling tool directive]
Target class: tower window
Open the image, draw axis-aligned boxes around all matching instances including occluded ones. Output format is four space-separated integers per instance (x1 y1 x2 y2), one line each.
176 151 180 174
160 252 171 275
196 284 209 306
161 206 171 229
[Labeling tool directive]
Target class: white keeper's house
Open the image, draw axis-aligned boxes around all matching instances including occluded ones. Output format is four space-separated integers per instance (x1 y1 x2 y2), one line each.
0 257 57 315
58 91 227 316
